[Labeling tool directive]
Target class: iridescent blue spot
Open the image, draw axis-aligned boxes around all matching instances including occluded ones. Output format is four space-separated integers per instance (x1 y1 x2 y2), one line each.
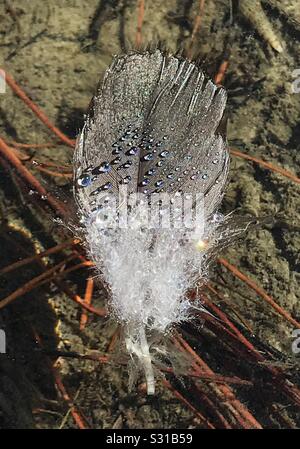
155 180 164 188
140 178 150 186
77 174 92 187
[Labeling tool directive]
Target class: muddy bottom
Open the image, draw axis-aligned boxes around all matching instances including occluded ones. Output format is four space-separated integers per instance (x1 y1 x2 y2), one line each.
0 0 299 429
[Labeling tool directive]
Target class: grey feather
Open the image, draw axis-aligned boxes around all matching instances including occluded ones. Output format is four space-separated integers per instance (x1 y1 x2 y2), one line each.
73 49 229 219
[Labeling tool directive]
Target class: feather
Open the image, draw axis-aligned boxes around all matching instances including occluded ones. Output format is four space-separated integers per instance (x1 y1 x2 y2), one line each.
73 49 230 394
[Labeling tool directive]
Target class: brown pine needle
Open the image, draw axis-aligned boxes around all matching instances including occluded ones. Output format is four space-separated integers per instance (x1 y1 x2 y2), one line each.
79 277 94 330
162 378 215 429
218 258 300 329
3 71 75 148
33 330 89 429
55 280 106 317
187 0 206 58
0 136 68 217
0 239 78 275
230 148 300 184
0 254 77 309
8 140 60 149
214 59 229 86
35 165 73 178
136 0 145 48
174 333 262 429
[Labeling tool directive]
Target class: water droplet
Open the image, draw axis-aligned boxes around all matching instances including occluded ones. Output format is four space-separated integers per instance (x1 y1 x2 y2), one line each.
145 168 155 176
112 157 121 164
157 161 164 167
155 180 164 188
159 150 169 158
141 178 150 186
103 182 112 190
112 146 122 155
142 153 154 161
190 175 196 180
202 174 208 180
91 204 104 213
167 173 173 179
185 155 192 160
175 167 180 172
183 170 188 175
77 174 92 187
123 161 133 168
92 161 111 175
212 159 218 164
90 182 112 196
122 175 132 184
126 147 139 156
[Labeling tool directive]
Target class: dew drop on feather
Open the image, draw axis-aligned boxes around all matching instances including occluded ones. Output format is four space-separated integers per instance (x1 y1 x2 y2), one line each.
78 174 92 187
